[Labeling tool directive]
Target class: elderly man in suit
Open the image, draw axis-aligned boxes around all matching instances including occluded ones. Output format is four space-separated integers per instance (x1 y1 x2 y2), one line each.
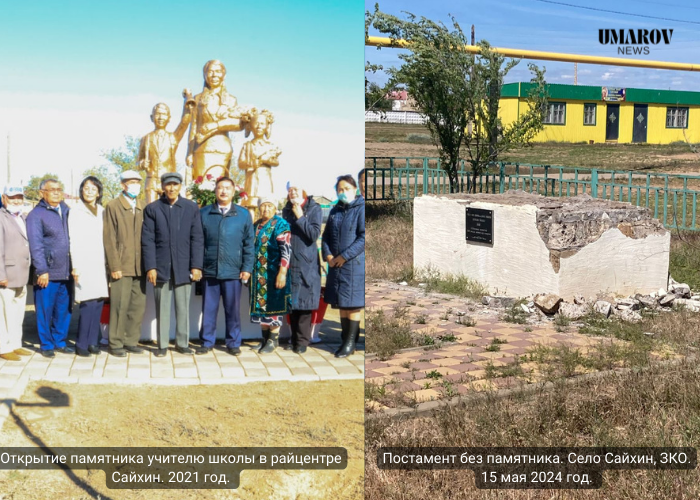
26 179 74 358
142 172 204 356
103 170 148 358
0 186 32 361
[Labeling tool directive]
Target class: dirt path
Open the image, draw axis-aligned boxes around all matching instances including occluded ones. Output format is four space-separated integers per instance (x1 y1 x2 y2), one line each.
0 380 363 499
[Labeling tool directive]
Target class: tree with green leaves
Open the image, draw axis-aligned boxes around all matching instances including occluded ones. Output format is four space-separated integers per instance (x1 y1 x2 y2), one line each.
103 135 141 172
369 7 548 192
24 173 65 202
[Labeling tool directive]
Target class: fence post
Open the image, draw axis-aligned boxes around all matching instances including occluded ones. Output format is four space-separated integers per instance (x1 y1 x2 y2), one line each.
423 157 428 195
591 169 598 199
499 162 505 193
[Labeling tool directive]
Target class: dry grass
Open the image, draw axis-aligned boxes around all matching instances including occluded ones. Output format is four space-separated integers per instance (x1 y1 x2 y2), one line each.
366 201 414 281
366 360 700 499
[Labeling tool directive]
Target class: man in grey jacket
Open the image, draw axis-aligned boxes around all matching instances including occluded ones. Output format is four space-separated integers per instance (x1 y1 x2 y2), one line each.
0 186 33 361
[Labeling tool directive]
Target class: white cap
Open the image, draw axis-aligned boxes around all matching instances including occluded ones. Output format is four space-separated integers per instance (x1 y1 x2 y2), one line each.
120 170 142 182
3 185 24 196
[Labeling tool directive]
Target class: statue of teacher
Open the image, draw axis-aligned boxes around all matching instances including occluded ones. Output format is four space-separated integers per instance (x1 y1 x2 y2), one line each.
185 60 252 182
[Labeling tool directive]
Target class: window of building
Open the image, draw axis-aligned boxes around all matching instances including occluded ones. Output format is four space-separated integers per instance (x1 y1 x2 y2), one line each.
544 102 566 125
666 107 689 128
583 103 596 126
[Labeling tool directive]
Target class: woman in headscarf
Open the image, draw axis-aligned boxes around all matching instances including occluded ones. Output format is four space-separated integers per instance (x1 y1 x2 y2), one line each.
249 198 292 353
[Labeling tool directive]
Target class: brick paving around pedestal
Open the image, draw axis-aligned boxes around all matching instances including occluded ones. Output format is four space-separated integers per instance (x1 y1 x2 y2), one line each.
365 281 678 413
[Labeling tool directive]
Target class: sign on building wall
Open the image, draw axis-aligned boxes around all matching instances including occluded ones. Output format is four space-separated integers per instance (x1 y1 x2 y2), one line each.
602 87 626 102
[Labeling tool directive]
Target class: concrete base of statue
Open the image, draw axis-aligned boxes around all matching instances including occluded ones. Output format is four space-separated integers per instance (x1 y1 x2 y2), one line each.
139 283 262 342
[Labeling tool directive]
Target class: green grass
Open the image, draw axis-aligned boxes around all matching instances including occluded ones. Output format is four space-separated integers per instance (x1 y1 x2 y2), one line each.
419 271 489 300
365 305 414 360
502 299 529 324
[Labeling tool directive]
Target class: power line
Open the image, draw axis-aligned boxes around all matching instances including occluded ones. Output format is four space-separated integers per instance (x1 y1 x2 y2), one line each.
533 0 700 25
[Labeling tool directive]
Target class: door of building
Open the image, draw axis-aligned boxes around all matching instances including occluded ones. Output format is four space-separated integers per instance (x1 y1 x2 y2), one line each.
633 104 648 143
606 104 620 141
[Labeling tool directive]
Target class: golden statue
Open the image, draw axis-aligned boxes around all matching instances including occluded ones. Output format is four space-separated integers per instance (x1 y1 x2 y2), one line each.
137 103 190 203
185 60 253 182
238 109 282 208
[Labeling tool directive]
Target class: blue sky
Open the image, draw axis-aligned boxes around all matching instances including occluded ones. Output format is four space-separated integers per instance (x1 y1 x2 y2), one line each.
366 0 700 91
0 0 363 198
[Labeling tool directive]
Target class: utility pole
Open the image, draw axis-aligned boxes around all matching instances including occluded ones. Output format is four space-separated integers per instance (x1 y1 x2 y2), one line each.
6 133 10 184
574 62 578 85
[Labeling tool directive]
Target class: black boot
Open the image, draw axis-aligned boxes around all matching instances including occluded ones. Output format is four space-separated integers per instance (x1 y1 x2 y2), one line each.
258 329 270 354
336 320 359 358
335 317 350 356
259 330 278 354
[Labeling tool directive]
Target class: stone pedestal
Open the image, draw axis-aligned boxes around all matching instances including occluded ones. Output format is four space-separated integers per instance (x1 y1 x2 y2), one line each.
414 192 670 299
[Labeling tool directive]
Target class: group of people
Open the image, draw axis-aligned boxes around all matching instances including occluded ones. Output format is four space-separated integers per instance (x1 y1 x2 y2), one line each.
0 170 365 362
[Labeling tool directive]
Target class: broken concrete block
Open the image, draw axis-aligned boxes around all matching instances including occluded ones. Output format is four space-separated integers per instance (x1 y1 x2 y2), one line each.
559 302 588 320
535 294 563 315
659 294 676 307
674 298 700 312
594 300 612 317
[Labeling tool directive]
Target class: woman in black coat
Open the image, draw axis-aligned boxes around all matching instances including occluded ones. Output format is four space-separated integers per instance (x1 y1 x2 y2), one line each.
322 174 365 358
282 182 322 354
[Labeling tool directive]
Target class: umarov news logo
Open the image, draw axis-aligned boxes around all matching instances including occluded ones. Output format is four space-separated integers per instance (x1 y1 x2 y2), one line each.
599 29 673 55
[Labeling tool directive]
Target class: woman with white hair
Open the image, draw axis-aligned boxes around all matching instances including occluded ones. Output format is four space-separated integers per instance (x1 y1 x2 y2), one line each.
282 180 322 354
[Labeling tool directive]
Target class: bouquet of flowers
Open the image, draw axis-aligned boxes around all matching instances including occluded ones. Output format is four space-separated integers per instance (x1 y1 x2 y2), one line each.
189 174 248 207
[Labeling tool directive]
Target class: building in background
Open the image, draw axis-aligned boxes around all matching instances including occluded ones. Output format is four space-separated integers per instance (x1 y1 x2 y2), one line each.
500 82 700 144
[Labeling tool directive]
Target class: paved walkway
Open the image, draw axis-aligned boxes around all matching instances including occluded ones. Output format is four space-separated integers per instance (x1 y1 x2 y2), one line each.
365 281 615 411
0 307 364 427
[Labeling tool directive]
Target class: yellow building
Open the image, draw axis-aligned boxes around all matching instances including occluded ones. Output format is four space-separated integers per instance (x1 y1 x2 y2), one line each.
500 82 700 144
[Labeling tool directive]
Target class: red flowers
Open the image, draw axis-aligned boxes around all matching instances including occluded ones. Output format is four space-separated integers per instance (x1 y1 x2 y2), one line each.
195 176 203 184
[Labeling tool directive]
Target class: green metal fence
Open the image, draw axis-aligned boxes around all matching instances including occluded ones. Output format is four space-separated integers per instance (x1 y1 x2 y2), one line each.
365 156 700 231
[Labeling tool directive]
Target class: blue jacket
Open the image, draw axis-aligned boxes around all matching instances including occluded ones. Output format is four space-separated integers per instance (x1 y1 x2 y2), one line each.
200 203 254 279
322 196 365 308
26 199 71 281
142 195 204 285
282 197 322 311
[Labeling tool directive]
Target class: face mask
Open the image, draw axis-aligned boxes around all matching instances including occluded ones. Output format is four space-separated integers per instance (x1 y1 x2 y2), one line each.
6 204 22 214
291 197 304 206
338 191 356 204
125 184 141 198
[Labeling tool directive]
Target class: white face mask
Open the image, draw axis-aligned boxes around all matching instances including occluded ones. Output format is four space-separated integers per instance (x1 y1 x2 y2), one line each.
6 204 22 214
291 197 304 206
125 184 141 198
338 191 356 204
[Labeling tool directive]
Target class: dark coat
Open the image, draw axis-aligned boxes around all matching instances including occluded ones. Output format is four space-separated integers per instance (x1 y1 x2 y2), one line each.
322 196 365 308
200 203 254 279
282 197 322 311
26 199 71 281
142 195 204 285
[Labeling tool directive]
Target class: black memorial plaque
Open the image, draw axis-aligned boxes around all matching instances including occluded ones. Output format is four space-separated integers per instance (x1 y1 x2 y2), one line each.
465 207 494 245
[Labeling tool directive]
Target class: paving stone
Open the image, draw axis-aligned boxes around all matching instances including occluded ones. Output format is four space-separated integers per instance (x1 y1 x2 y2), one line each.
311 366 339 377
289 367 317 377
